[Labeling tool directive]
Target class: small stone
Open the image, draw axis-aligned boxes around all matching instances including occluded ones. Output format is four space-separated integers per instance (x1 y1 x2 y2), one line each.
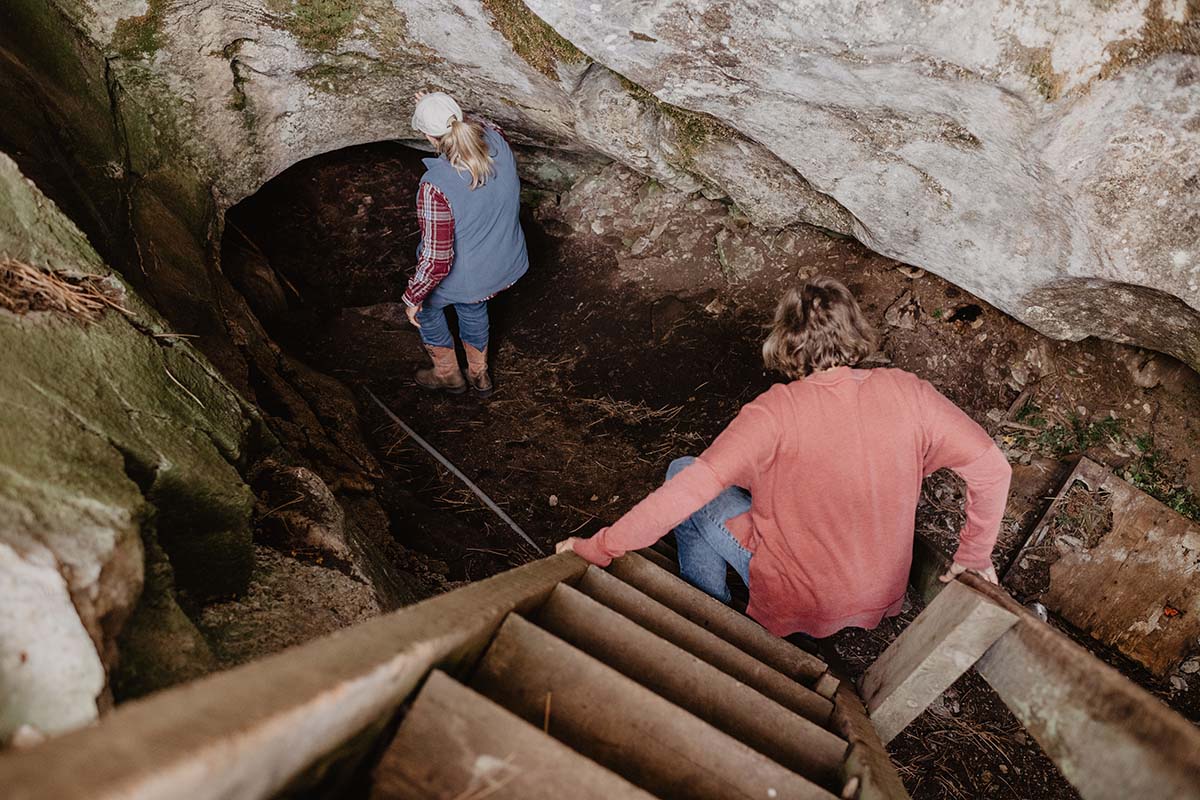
548 495 559 507
9 724 45 749
1170 675 1188 691
999 764 1008 774
1180 659 1199 674
590 494 599 502
630 236 652 255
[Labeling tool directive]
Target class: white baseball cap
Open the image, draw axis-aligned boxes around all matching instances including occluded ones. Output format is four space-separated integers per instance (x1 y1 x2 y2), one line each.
412 92 463 137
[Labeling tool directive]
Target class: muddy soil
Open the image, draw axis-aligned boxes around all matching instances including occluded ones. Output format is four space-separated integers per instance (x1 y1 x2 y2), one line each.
223 141 1200 800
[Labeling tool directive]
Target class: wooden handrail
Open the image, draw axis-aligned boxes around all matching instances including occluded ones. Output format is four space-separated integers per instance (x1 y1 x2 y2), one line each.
0 553 587 800
911 539 1200 800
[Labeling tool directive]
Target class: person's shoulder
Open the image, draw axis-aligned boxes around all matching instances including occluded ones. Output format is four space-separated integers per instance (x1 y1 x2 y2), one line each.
866 367 927 390
746 381 799 415
471 116 510 144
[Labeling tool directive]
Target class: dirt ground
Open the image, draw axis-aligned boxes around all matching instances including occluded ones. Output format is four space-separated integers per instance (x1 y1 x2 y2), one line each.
223 141 1200 800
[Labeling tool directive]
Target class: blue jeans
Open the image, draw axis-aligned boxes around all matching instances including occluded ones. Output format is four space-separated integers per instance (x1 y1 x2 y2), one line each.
417 299 489 350
667 456 753 604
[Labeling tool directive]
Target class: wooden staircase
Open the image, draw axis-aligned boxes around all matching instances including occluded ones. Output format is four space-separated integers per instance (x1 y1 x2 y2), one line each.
4 543 1198 800
370 551 882 799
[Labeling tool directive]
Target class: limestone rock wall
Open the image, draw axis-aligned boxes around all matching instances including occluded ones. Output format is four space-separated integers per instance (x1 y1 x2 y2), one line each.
0 1 426 742
56 0 1198 368
0 154 256 739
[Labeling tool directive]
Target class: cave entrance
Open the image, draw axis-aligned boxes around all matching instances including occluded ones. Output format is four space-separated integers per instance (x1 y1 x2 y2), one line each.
221 141 771 586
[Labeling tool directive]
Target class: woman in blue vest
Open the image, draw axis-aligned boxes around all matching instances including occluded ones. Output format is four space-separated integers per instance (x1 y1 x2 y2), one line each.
403 91 528 397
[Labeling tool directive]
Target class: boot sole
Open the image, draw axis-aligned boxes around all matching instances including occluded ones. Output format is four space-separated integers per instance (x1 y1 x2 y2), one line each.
416 381 467 395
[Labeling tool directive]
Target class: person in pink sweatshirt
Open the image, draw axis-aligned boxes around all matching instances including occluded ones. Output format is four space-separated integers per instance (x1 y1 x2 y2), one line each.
556 276 1011 638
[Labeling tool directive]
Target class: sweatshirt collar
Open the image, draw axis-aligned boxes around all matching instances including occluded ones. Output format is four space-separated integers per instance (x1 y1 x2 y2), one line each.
804 365 867 385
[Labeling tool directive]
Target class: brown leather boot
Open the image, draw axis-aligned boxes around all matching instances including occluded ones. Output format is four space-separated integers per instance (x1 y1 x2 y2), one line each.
463 343 494 398
415 345 466 394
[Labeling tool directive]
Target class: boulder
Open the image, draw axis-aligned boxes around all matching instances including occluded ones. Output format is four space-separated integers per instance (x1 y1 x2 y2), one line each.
37 0 1200 367
0 154 256 740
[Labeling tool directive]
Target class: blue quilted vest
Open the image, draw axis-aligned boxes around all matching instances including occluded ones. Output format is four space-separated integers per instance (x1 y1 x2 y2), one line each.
418 126 528 306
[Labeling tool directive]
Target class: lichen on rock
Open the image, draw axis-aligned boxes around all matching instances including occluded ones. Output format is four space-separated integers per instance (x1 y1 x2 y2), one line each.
481 0 587 79
0 153 256 740
266 0 365 52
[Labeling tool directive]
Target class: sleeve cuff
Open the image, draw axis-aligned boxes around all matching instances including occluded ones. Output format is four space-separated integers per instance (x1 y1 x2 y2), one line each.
572 530 614 566
951 543 994 572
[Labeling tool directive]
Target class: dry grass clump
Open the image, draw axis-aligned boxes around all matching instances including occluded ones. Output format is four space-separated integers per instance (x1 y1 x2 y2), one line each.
579 395 683 427
0 256 126 323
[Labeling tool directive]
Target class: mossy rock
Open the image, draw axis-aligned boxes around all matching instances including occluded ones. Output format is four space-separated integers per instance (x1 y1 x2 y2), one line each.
267 0 366 51
481 0 587 79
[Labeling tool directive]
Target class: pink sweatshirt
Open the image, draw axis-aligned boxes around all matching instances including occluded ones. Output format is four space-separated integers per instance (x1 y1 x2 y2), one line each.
573 367 1012 637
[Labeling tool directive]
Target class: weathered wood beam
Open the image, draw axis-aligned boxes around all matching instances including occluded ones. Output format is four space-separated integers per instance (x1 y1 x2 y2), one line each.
0 553 588 800
910 539 1200 800
861 580 1017 743
829 684 912 800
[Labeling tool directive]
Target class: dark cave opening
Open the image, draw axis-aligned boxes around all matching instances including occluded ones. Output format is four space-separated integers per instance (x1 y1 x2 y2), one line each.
220 141 775 585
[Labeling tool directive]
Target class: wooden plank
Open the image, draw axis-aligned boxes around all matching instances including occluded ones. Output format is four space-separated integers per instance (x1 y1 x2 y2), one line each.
1005 457 1200 676
910 544 1200 800
861 580 1017 743
535 583 847 788
0 553 588 800
577 566 835 726
370 671 654 800
829 685 912 800
635 546 678 574
471 614 838 800
607 553 835 692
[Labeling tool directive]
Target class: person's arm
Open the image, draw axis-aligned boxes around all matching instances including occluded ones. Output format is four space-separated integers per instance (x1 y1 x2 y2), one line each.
564 391 782 565
403 183 454 312
941 445 1011 581
568 459 726 566
917 380 1012 582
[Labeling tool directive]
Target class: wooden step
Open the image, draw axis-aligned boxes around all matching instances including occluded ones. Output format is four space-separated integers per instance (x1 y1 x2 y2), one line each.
830 684 912 799
635 546 678 574
370 671 654 799
577 565 836 727
649 535 678 561
607 554 838 696
534 583 848 789
471 615 839 800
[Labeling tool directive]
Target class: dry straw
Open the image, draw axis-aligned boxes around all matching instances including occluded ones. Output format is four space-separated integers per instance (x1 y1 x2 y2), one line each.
0 255 128 322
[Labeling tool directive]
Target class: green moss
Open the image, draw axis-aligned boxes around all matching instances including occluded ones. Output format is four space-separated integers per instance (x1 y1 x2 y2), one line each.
616 74 736 165
1098 0 1199 81
1123 439 1200 522
268 0 365 51
1029 52 1064 102
481 0 586 79
112 0 169 59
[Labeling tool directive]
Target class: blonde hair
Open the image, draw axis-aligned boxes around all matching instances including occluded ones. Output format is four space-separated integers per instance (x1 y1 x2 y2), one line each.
762 276 878 379
435 117 495 189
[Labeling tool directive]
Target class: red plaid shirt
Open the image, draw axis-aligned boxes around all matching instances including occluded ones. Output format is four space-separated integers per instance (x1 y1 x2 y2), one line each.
403 182 454 307
404 120 513 307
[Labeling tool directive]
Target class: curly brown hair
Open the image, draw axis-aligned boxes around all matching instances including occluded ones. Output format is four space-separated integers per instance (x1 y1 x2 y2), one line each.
762 276 878 378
